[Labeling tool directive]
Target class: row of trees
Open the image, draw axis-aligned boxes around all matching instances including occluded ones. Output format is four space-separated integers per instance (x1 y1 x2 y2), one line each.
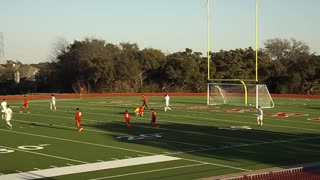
18 38 320 94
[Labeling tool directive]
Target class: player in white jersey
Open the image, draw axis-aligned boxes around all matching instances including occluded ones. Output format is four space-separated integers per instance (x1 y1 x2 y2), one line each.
5 105 13 129
50 94 56 111
164 94 172 112
257 106 263 126
1 99 7 120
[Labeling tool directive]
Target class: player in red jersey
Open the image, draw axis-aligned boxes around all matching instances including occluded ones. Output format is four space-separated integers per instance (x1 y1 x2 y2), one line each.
123 110 131 128
20 95 30 113
75 108 83 132
150 109 158 128
134 106 144 116
142 94 148 108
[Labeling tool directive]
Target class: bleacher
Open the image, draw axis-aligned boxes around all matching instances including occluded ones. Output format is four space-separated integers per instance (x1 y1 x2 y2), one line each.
199 165 320 180
224 167 320 180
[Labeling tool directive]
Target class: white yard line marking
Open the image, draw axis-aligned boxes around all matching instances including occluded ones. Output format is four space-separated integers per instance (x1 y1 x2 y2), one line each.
0 155 181 180
66 163 74 166
89 163 206 180
0 145 87 164
50 166 58 168
0 128 155 155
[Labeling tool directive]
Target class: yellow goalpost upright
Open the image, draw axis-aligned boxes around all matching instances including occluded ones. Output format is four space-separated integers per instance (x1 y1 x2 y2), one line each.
206 0 274 108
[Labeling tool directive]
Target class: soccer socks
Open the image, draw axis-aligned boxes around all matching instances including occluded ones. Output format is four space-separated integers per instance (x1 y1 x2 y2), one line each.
6 121 12 129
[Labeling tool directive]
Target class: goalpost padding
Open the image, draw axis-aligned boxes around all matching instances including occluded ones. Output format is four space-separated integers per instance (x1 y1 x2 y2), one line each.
207 83 274 108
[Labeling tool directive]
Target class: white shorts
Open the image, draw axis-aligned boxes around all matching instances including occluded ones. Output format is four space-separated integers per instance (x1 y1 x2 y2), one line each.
257 115 263 120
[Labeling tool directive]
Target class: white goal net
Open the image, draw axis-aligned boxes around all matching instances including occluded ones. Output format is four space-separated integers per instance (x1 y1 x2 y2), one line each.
207 83 274 108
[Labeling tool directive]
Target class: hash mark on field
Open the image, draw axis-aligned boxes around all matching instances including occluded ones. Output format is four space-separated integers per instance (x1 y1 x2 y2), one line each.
33 168 41 170
15 170 23 173
50 166 58 168
137 154 145 157
96 160 104 162
111 158 118 160
124 156 131 158
66 163 74 166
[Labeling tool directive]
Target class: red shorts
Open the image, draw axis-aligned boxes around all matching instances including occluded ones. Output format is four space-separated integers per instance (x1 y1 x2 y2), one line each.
23 103 28 107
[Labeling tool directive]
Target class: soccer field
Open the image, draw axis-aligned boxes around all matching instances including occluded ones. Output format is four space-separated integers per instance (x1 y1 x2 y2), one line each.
1 95 320 179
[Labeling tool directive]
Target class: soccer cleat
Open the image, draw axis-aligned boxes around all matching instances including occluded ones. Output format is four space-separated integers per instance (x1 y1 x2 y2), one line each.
78 128 83 132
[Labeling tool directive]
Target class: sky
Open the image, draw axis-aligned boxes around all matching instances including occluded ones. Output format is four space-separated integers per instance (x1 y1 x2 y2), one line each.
0 0 319 64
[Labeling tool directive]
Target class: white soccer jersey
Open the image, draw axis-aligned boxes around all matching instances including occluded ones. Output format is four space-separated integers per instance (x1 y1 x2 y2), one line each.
51 96 56 105
164 95 170 106
1 101 7 112
5 108 12 121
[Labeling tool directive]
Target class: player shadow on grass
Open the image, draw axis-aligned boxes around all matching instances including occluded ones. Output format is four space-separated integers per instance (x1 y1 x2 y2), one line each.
306 106 320 110
87 120 320 169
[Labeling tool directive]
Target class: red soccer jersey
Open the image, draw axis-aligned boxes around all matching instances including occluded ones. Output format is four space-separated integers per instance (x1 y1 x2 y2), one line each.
76 111 82 121
142 95 147 102
139 107 144 114
152 111 156 120
23 97 28 106
123 112 130 122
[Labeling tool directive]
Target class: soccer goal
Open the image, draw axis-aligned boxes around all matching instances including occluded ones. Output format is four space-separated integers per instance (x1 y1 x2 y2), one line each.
207 83 274 108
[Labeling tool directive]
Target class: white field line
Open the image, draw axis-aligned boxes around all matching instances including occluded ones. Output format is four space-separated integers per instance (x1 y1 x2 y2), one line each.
0 145 87 164
0 155 181 180
0 128 155 155
89 163 206 180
